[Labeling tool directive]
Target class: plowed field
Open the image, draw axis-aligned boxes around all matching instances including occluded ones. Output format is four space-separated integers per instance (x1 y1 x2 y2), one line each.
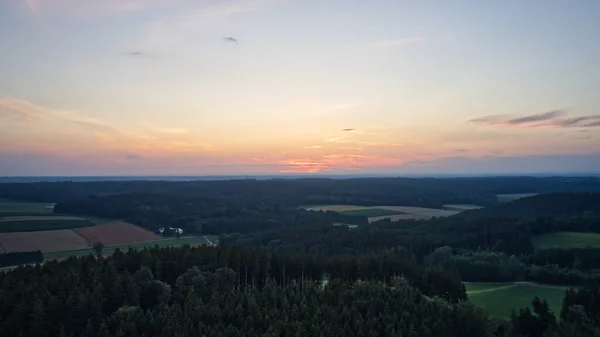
74 222 159 246
0 230 89 253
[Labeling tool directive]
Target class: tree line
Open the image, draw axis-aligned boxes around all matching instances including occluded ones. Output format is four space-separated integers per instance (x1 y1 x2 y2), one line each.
0 251 43 268
1 244 599 336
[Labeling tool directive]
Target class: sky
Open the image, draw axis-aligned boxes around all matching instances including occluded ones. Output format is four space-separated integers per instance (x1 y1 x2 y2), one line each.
1 0 599 176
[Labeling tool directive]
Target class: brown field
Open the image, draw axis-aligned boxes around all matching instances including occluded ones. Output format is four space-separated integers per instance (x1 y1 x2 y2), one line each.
0 229 89 253
74 221 160 246
0 216 85 223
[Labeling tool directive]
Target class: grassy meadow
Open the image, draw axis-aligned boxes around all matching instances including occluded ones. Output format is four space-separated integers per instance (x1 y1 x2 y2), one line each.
466 282 568 317
533 232 600 250
0 199 54 216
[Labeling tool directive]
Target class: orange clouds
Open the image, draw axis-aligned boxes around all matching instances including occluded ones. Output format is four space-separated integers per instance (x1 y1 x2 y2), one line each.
278 153 402 173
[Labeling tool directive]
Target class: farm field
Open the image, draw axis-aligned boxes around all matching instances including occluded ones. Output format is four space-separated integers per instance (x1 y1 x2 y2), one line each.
0 229 89 253
0 199 55 214
497 193 539 202
533 232 600 250
305 205 458 221
0 219 94 233
74 221 160 246
45 235 219 259
443 204 482 211
368 214 426 223
338 208 406 217
466 282 568 317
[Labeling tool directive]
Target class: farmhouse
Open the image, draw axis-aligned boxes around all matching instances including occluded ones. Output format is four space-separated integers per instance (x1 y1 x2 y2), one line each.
158 227 184 235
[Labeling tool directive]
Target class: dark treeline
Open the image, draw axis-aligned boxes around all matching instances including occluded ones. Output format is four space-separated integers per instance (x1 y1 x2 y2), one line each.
1 245 599 336
423 247 600 286
4 176 600 206
0 245 484 337
0 251 43 268
525 248 600 271
54 193 367 234
510 285 600 337
221 215 600 286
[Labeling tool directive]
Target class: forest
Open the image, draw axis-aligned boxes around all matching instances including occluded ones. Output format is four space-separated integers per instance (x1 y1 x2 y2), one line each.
0 245 599 336
3 176 600 206
1 178 600 336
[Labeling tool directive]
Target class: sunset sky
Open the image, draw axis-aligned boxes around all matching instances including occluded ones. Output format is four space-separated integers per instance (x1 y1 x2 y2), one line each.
1 0 599 176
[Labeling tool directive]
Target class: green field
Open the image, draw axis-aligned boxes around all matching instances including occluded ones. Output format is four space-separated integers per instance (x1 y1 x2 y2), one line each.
0 219 94 233
0 200 54 214
338 208 407 217
533 232 600 250
466 282 568 317
44 236 218 259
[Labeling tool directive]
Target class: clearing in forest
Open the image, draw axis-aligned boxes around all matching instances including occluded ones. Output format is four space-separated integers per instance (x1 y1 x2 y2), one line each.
0 229 89 253
532 232 600 250
466 282 568 317
74 221 160 246
305 205 458 221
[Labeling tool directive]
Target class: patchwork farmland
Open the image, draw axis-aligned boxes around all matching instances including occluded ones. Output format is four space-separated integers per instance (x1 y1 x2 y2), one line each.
305 204 459 223
0 199 187 260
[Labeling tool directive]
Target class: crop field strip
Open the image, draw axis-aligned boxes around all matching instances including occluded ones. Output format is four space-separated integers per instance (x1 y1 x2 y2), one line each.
337 208 407 217
532 231 600 250
0 229 90 253
0 219 94 233
466 282 569 317
305 204 459 221
0 200 55 214
442 204 483 211
74 221 160 246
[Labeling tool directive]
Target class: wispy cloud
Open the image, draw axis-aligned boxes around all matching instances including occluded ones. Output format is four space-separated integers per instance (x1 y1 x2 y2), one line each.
0 98 43 121
372 37 425 49
326 137 345 142
506 110 566 125
469 110 600 128
303 145 322 149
